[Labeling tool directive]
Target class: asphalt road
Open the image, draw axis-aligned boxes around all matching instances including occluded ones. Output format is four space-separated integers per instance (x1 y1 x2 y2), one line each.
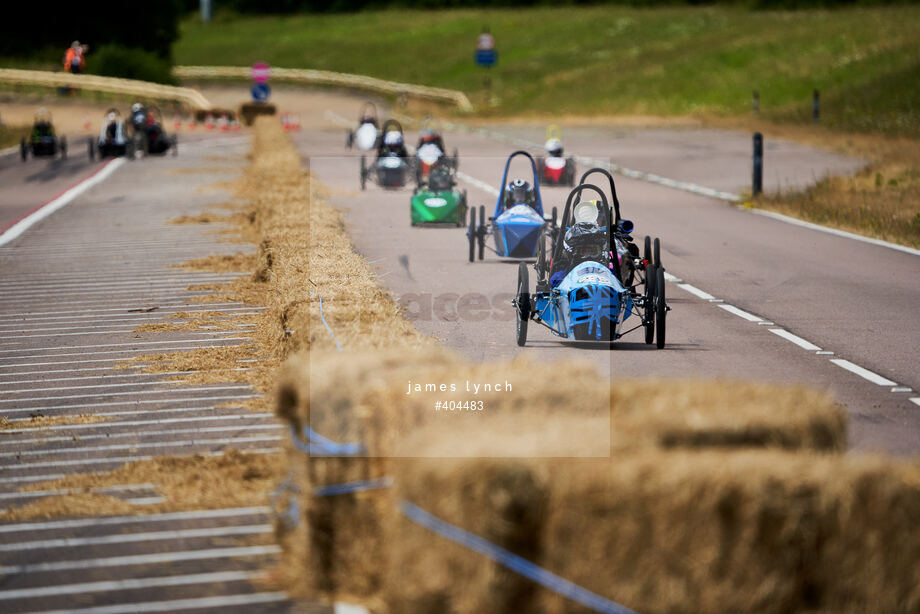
293 95 920 456
0 134 316 612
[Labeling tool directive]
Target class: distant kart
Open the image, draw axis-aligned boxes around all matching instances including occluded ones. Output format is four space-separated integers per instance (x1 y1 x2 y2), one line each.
20 109 66 161
536 125 575 186
513 168 669 347
414 119 458 185
360 119 412 190
132 106 178 157
346 102 380 151
89 108 133 160
467 150 556 263
410 158 467 226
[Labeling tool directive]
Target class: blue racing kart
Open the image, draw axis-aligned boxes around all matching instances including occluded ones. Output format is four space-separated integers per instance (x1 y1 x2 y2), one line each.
467 151 557 263
513 168 669 347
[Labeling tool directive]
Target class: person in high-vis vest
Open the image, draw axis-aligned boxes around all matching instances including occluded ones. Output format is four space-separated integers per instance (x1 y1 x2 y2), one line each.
63 41 87 74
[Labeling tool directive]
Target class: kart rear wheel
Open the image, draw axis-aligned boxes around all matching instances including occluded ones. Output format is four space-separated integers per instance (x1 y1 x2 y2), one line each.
87 138 95 161
643 235 651 263
478 205 486 260
551 206 558 227
60 137 67 160
644 263 656 345
567 158 576 186
171 134 178 156
452 148 459 170
653 237 661 269
360 156 367 191
20 138 28 162
516 262 530 347
346 129 353 149
655 266 667 349
468 206 476 263
457 190 468 227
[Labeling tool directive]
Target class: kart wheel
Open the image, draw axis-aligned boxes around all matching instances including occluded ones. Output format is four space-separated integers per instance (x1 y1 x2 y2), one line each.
516 262 530 347
172 134 178 156
60 137 67 160
126 139 135 160
478 205 486 260
88 138 95 161
452 148 459 170
468 206 476 263
567 159 576 186
643 235 651 263
644 264 656 345
360 156 367 191
655 266 667 349
653 237 661 269
346 129 353 149
535 233 547 283
551 206 558 228
20 139 27 162
457 191 468 227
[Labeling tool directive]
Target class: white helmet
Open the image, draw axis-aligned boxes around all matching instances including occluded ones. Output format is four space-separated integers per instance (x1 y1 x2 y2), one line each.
545 138 563 157
132 103 143 113
383 131 403 146
106 112 117 122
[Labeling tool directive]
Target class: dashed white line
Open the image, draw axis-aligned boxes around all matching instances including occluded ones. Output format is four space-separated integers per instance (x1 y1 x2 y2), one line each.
768 329 822 351
676 283 715 300
0 435 281 459
0 524 271 552
0 396 259 416
30 592 288 614
717 304 763 322
0 570 257 600
0 384 252 403
829 359 898 386
909 398 920 407
0 337 250 355
0 447 280 471
0 506 269 533
0 545 280 575
1 424 281 446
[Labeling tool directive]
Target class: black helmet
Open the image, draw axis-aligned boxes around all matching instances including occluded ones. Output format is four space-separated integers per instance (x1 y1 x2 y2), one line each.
428 161 453 191
564 222 607 260
504 179 535 207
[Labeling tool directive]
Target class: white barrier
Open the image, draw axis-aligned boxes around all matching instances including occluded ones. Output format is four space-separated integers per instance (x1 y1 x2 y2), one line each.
174 65 473 112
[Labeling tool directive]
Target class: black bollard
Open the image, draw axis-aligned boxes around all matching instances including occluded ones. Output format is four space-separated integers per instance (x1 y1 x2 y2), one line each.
753 132 763 197
753 90 759 114
813 90 820 123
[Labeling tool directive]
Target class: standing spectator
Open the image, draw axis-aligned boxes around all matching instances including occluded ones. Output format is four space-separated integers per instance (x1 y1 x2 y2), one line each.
63 41 88 74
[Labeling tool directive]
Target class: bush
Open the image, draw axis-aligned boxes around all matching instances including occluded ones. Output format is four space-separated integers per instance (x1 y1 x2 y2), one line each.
88 45 177 85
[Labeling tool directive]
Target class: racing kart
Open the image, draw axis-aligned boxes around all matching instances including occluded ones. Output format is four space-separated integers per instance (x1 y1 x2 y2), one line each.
360 119 412 190
414 120 458 185
88 108 133 160
513 168 669 347
346 102 380 151
20 109 66 161
467 151 557 263
536 125 575 186
410 158 467 226
132 106 178 157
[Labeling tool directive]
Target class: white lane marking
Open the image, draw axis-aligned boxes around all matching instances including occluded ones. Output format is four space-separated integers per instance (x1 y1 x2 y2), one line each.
0 296 225 310
0 384 252 403
0 447 279 471
0 158 126 247
0 303 252 319
30 592 289 614
0 570 257 600
0 545 280 575
0 368 249 385
0 365 152 377
457 171 500 196
0 274 239 291
829 359 898 386
0 395 260 415
0 314 260 332
0 435 281 459
2 424 281 446
4 412 274 429
0 346 247 367
0 328 251 341
768 329 822 351
0 483 156 501
1 378 198 393
0 286 225 301
910 398 920 407
747 208 920 258
891 387 913 393
0 506 269 533
0 337 250 355
0 474 65 485
717 304 763 322
0 524 270 552
662 271 682 283
125 496 167 505
0 280 237 296
676 283 715 300
335 604 371 614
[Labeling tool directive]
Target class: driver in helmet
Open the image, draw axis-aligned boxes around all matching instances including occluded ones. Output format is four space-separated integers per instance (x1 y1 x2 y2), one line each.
381 130 408 158
101 112 124 144
130 103 147 133
427 159 453 191
549 201 609 287
503 179 535 210
545 137 564 158
417 129 445 153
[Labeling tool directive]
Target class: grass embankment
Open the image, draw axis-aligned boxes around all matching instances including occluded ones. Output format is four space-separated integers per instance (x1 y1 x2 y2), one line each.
0 123 28 149
176 6 920 136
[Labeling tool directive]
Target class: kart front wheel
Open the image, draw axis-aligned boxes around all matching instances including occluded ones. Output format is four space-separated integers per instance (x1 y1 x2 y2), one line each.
655 266 667 349
468 206 476 263
60 137 67 160
20 138 27 162
643 235 651 263
653 237 661 269
516 262 530 347
360 156 367 191
346 129 353 149
644 263 656 345
478 205 486 260
551 206 558 228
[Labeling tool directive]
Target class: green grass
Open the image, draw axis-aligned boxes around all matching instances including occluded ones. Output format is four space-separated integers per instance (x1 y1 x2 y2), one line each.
174 6 920 136
0 124 29 149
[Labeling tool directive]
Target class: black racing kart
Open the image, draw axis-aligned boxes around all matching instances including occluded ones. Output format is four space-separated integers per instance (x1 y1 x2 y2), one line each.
21 109 66 161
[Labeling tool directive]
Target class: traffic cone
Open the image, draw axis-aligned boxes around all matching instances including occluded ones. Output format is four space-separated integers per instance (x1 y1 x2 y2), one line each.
204 114 215 130
218 114 230 131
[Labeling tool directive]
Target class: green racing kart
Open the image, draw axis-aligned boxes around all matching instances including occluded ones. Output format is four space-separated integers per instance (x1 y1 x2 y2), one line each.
410 158 467 226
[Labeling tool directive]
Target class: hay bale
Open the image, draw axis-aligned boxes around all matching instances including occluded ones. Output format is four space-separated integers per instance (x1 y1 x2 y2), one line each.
240 102 276 126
